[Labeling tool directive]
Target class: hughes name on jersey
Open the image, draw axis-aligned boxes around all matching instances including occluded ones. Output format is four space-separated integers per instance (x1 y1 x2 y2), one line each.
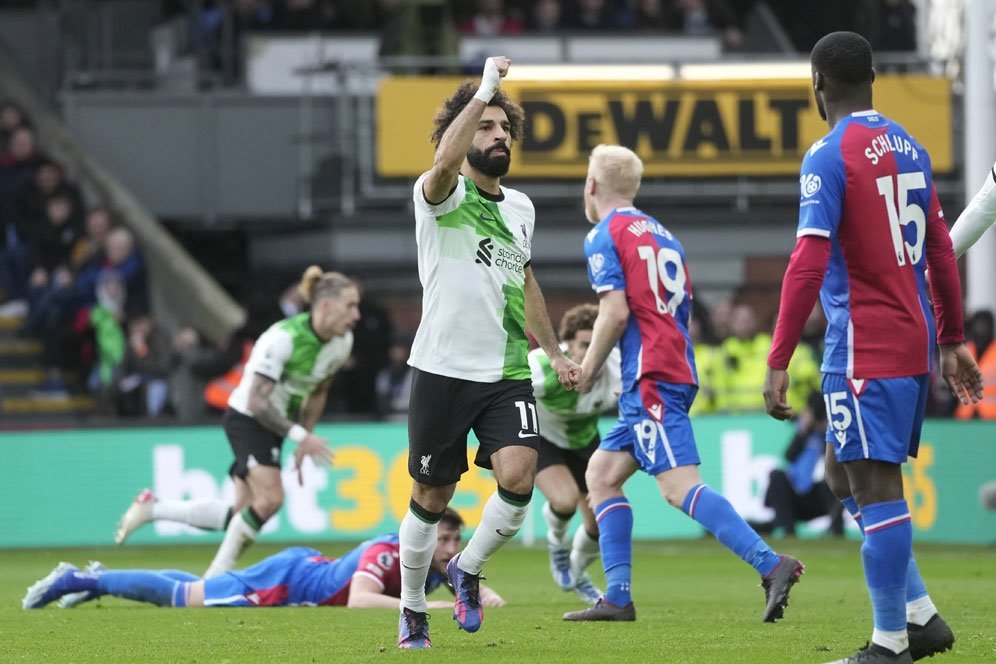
584 207 697 392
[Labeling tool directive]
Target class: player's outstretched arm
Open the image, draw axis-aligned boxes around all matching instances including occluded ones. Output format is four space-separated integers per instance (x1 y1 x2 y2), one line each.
422 56 510 204
524 266 581 389
949 160 996 258
347 575 418 608
580 290 628 394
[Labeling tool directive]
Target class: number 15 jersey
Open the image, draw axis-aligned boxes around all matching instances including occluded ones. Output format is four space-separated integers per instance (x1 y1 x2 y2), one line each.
797 110 946 379
584 207 697 392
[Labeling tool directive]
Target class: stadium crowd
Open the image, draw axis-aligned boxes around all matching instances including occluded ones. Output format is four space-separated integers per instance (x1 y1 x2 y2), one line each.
164 0 920 55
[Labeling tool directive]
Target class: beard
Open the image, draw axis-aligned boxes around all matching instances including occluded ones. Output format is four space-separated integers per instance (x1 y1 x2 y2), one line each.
467 144 511 177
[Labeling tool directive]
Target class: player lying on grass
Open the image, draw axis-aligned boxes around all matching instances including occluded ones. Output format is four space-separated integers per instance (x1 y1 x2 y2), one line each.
23 509 504 610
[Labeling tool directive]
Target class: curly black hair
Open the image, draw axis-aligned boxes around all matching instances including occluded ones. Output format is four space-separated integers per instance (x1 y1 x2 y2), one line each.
811 31 874 85
430 81 525 147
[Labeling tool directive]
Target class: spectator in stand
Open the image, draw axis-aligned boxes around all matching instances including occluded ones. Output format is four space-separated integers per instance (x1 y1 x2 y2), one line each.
873 0 917 52
689 301 719 416
528 0 562 32
709 296 733 341
0 101 30 150
69 208 113 275
715 303 769 412
563 0 630 30
87 270 128 411
0 127 43 221
459 0 524 36
14 159 85 236
280 0 341 31
633 0 672 32
169 326 249 422
375 333 414 421
331 278 390 414
666 0 744 50
75 226 148 315
115 314 172 417
749 392 844 538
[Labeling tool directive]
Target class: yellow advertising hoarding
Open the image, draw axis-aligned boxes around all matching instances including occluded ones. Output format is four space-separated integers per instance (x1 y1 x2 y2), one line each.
376 75 952 178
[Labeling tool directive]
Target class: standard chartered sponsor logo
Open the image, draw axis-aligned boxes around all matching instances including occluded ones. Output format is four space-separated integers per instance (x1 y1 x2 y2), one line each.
476 236 525 274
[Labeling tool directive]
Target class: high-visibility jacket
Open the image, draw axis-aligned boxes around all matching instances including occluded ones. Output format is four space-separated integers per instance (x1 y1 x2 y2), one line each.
714 334 821 414
690 343 718 416
955 341 996 420
204 340 253 411
715 334 771 412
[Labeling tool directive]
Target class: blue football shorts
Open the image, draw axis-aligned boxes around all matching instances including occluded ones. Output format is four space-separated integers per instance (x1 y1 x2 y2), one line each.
822 373 929 464
201 546 323 607
600 380 699 475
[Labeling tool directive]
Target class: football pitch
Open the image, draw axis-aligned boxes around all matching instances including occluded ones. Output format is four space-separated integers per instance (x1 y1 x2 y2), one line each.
3 538 993 663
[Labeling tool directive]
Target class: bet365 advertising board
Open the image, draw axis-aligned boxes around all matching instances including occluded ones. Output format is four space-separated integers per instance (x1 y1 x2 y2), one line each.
3 416 992 547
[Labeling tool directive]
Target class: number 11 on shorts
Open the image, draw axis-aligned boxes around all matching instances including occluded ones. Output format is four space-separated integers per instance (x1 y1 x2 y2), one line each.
515 400 538 434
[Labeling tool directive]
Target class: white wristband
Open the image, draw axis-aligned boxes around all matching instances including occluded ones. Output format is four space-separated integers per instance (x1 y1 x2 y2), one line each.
287 424 308 444
474 58 501 103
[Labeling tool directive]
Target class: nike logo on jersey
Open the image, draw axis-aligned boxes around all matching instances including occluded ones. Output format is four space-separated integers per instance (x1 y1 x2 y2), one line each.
809 138 828 156
517 431 538 439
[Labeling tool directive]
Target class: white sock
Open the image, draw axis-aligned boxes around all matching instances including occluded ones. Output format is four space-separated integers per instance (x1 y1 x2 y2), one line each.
399 509 438 613
570 525 600 577
907 595 937 626
872 628 909 654
204 510 259 578
542 502 571 545
152 500 230 531
458 490 529 575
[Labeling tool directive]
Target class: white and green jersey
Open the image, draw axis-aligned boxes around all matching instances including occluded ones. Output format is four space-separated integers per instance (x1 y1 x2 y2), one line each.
529 344 622 450
229 313 352 421
409 172 535 382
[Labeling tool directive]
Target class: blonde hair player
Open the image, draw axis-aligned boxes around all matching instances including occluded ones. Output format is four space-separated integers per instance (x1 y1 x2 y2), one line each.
113 266 359 579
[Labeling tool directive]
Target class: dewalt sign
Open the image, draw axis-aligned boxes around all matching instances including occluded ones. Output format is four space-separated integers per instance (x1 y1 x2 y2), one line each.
376 75 951 178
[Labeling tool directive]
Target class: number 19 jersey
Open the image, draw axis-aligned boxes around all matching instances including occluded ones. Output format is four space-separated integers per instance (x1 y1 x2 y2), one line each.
584 207 697 392
797 110 941 379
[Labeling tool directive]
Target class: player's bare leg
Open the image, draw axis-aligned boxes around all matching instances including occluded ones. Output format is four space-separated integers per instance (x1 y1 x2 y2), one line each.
564 450 637 621
204 466 282 577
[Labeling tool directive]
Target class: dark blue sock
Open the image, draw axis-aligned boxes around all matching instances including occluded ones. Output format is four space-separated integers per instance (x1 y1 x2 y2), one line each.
682 484 781 576
841 496 865 534
595 497 633 606
97 571 182 607
860 500 912 633
157 570 200 583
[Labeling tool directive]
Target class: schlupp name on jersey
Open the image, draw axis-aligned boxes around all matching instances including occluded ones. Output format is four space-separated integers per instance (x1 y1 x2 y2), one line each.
864 132 919 165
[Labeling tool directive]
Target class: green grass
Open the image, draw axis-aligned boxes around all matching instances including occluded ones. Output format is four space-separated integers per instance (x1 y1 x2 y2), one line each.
2 538 994 663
